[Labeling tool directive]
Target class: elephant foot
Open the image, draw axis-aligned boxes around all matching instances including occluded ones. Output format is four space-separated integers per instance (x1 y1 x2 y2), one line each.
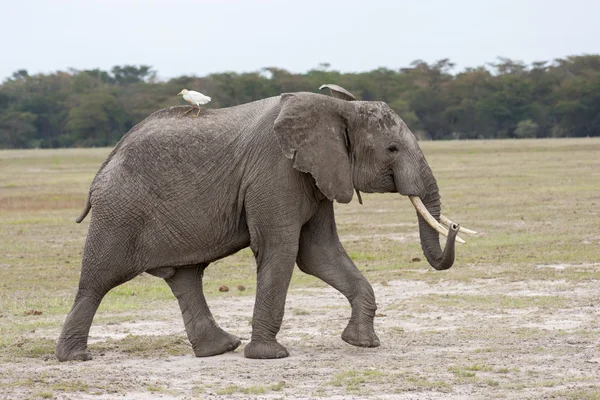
192 327 241 357
56 343 93 362
341 322 380 348
244 340 289 359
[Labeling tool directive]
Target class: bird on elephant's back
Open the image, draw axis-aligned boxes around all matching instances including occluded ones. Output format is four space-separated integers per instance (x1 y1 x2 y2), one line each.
56 83 476 362
177 88 211 118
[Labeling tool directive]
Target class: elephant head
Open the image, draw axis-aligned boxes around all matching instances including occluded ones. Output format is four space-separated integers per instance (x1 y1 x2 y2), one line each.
273 85 476 271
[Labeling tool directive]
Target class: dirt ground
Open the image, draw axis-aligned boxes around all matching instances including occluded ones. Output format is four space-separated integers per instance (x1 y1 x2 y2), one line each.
4 267 599 399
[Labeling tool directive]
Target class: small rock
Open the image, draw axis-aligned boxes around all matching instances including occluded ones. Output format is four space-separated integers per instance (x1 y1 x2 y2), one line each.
219 285 229 292
411 257 421 263
237 285 246 291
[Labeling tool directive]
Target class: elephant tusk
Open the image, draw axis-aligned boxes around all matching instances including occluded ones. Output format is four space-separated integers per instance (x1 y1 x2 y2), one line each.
440 215 478 235
409 196 466 244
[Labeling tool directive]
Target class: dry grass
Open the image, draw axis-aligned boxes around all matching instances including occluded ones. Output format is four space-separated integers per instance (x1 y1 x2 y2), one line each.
1 138 599 398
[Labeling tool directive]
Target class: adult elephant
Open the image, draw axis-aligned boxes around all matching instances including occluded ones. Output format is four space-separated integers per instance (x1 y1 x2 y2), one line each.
56 85 474 361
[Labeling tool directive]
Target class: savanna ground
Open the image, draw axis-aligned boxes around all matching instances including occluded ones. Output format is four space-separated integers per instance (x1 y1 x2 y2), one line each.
1 138 599 399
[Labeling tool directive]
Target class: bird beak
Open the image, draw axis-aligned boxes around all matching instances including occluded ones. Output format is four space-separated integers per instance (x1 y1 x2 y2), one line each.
177 91 183 96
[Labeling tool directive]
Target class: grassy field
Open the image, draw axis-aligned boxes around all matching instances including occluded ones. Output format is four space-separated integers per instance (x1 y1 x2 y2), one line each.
1 138 599 399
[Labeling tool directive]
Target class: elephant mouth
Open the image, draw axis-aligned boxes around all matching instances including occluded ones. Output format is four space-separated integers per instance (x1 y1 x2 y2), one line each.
408 196 477 244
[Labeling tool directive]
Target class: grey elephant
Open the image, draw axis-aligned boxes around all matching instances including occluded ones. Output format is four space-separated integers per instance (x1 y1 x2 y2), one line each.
56 84 474 361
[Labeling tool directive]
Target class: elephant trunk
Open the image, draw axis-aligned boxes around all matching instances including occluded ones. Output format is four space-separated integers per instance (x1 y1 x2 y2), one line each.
405 164 458 271
416 195 458 271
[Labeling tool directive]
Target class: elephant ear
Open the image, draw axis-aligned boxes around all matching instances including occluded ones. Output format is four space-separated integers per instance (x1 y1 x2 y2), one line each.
319 84 356 101
273 92 354 203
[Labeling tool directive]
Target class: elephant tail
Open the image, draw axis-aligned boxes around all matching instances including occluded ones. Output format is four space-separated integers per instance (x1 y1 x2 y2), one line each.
75 127 131 224
76 192 92 223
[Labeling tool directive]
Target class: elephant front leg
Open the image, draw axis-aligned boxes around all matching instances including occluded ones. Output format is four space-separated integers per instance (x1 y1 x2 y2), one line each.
165 265 241 357
297 201 380 348
244 242 298 359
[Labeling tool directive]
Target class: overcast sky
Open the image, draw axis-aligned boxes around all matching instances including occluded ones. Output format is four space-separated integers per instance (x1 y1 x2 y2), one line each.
3 0 599 81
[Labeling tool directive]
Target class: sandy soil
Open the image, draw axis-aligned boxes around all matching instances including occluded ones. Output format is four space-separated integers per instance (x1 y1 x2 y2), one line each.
3 270 599 399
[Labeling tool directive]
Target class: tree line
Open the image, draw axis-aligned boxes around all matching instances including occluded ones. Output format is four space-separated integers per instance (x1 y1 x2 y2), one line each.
1 55 599 148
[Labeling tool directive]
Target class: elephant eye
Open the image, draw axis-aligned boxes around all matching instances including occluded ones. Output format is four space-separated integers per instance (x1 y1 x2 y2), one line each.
387 144 399 153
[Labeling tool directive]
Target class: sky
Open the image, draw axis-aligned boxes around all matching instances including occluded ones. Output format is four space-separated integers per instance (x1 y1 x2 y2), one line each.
3 0 599 81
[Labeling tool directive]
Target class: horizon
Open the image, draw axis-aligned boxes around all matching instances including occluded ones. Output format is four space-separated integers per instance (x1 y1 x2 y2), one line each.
6 53 596 83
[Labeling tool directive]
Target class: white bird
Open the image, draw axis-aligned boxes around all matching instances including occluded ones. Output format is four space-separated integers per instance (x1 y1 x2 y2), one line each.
177 89 211 117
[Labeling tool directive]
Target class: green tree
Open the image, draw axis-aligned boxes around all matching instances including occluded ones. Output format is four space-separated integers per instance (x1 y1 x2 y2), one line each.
2 55 600 148
66 91 124 146
514 119 539 138
111 65 155 85
0 111 38 148
404 60 455 139
554 73 600 137
477 74 534 138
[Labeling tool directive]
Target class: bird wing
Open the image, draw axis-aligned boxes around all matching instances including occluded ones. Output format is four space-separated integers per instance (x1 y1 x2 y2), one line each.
195 93 211 105
185 90 211 105
319 84 356 101
182 93 195 105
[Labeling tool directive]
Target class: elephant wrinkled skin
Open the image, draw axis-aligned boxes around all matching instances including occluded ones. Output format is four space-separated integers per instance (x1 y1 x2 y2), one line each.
56 87 466 361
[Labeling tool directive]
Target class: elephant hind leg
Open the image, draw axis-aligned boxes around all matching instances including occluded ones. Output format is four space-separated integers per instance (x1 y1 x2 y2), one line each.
56 269 140 362
56 289 102 361
57 221 148 361
165 264 241 357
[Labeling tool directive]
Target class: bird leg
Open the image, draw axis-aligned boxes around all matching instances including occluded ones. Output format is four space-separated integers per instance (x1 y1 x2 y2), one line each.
183 107 195 116
195 107 202 118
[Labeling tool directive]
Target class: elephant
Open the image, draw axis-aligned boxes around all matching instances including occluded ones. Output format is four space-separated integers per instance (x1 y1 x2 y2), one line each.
56 84 474 361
